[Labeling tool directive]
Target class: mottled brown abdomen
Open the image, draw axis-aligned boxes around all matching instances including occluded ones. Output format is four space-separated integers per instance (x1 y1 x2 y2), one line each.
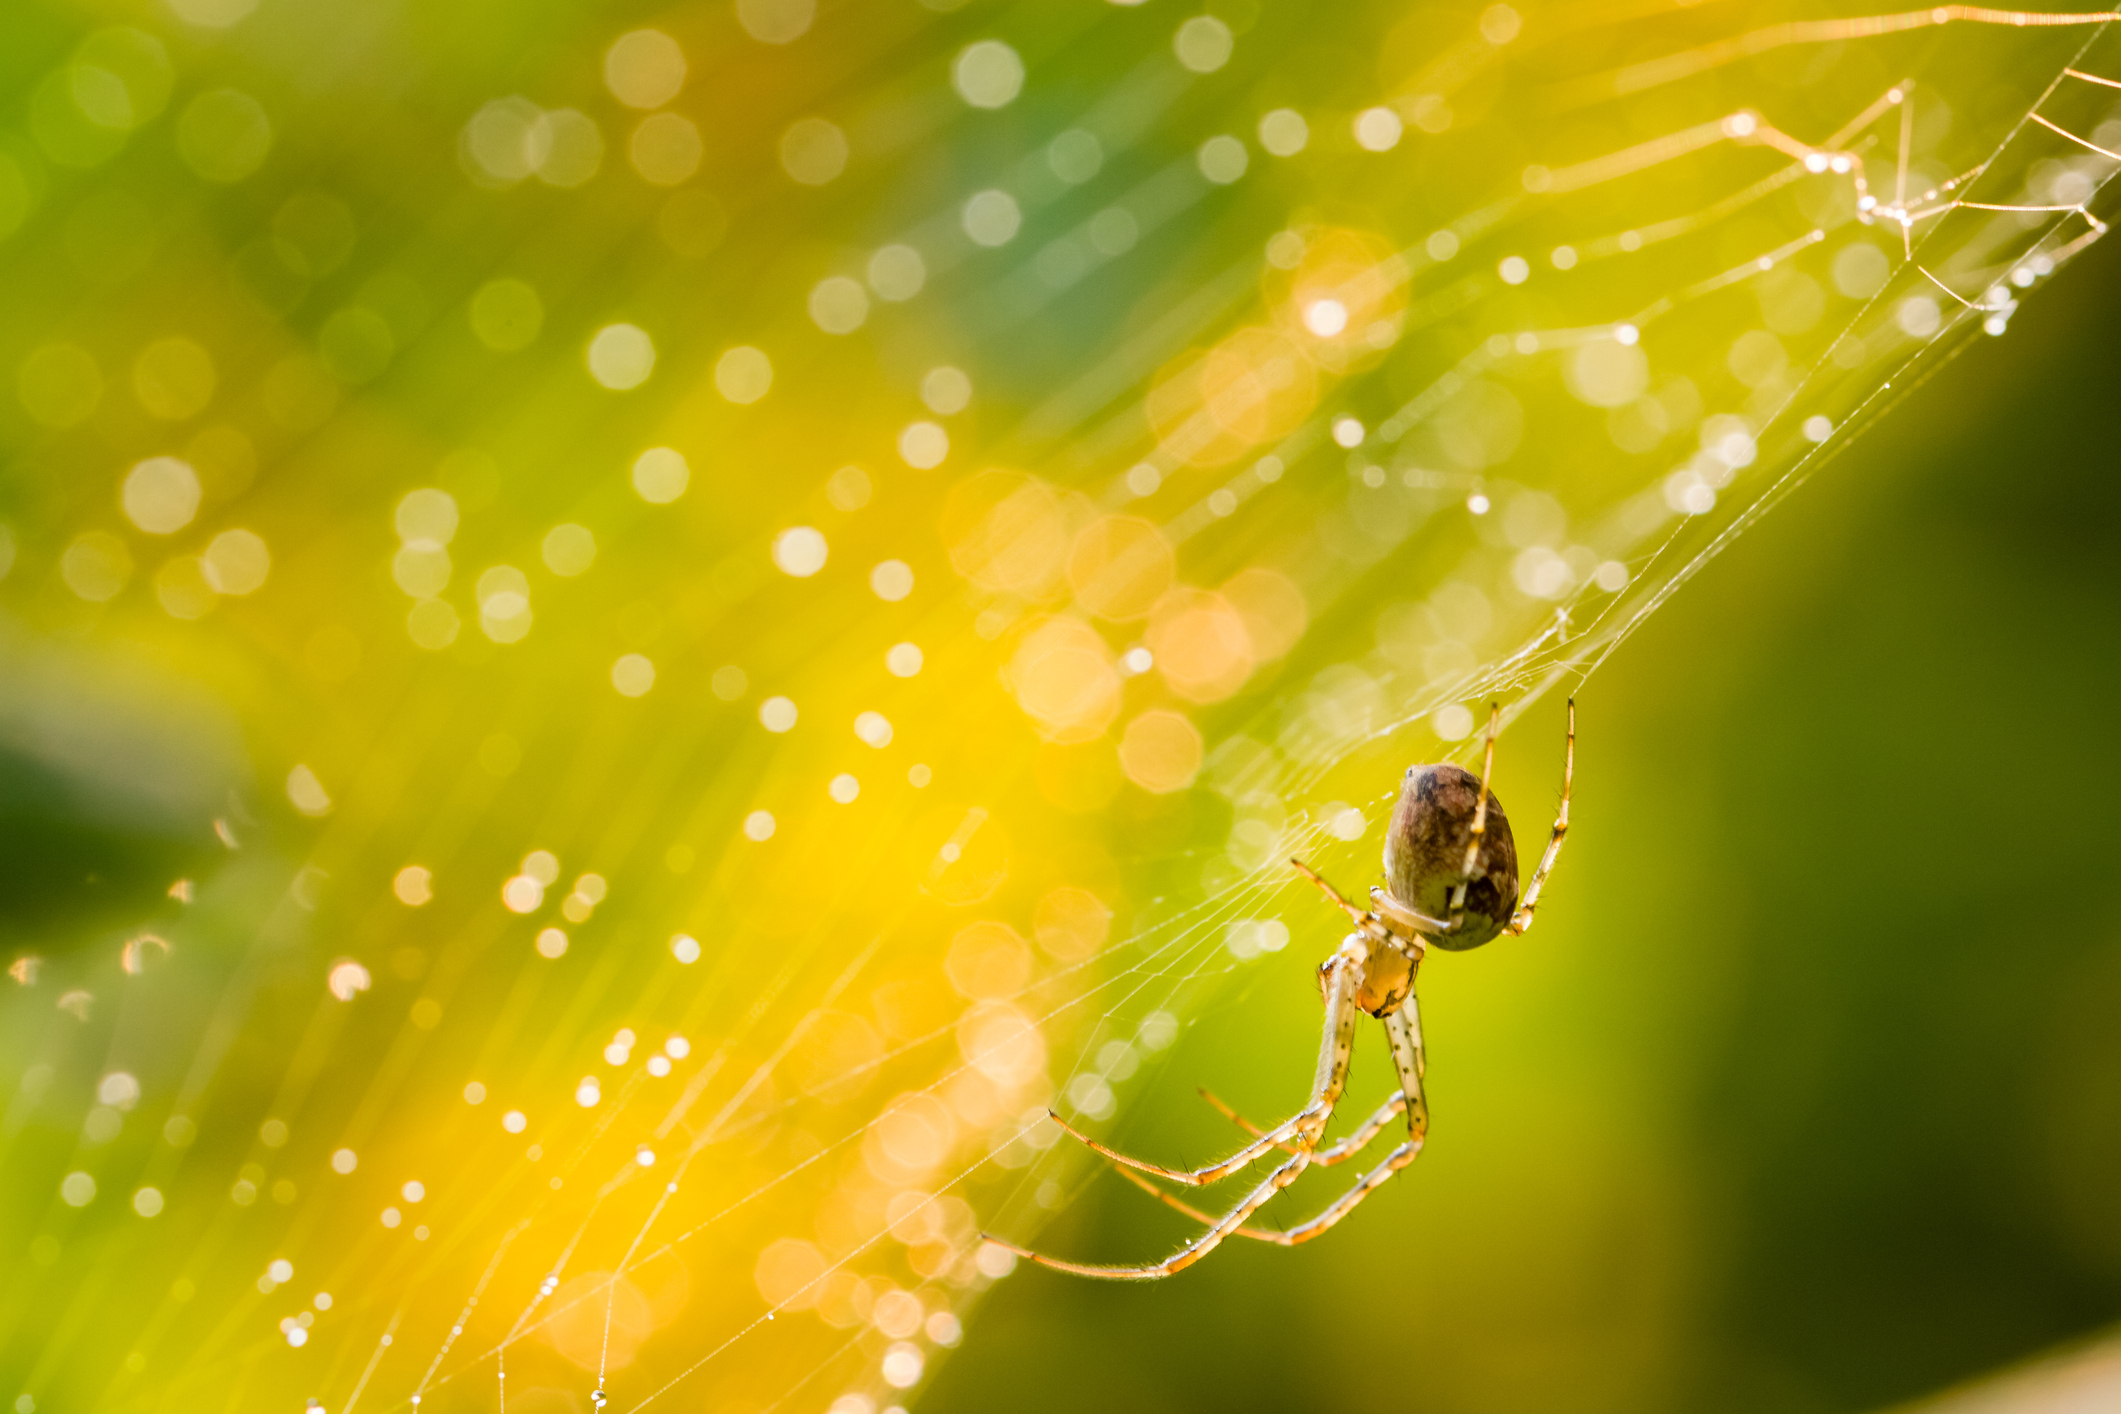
1384 763 1520 950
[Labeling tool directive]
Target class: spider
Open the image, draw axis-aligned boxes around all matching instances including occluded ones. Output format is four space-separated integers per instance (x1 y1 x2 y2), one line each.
986 700 1575 1280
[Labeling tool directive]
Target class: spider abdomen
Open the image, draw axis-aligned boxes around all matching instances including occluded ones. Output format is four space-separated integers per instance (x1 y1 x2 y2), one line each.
1384 763 1520 949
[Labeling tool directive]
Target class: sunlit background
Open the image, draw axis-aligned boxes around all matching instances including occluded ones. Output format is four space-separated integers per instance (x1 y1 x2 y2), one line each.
4 1 2120 1412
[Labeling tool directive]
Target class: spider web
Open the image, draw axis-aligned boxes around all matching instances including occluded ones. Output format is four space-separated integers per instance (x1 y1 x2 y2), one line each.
5 3 2121 1414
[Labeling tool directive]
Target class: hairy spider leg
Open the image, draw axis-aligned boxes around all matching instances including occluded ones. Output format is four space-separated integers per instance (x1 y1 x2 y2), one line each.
1503 698 1575 938
1448 702 1504 934
1042 947 1365 1187
1197 1087 1411 1166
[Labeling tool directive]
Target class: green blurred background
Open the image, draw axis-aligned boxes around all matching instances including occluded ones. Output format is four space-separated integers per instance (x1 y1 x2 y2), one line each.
3 1 2119 1412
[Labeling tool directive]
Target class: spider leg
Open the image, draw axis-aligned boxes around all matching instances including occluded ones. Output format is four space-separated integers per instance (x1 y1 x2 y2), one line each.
1128 994 1434 1253
1255 993 1433 1248
1108 1164 1294 1241
1046 947 1365 1187
1387 990 1429 1123
983 1147 1312 1280
1198 1087 1409 1169
1195 1087 1303 1157
1288 857 1367 929
1503 697 1574 938
1267 1137 1422 1247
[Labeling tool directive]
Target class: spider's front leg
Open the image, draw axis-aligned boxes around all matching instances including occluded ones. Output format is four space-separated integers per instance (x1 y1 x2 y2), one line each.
1255 990 1433 1249
1124 991 1435 1254
1044 941 1368 1188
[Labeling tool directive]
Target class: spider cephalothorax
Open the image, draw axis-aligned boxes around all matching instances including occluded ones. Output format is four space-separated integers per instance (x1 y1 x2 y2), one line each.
989 700 1575 1281
1386 763 1521 951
